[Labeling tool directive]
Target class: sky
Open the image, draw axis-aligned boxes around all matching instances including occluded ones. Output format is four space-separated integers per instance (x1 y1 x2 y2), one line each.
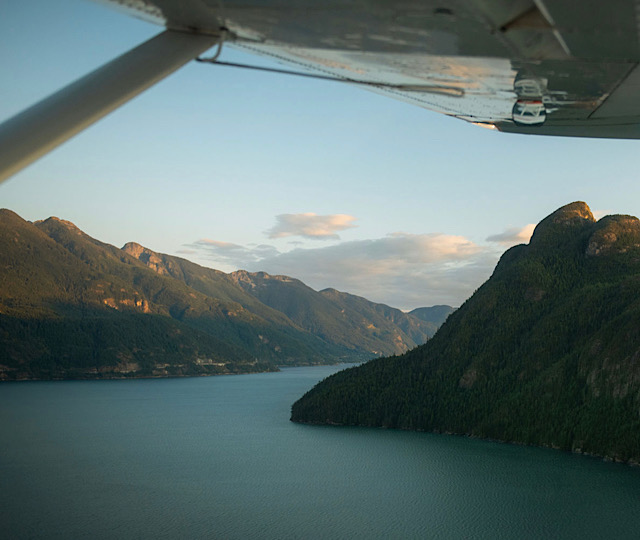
2 0 639 310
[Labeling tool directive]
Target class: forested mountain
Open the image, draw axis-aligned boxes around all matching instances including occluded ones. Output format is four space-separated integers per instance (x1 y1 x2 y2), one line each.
0 210 344 379
291 202 640 464
123 245 438 356
230 271 437 356
408 305 456 335
121 242 311 330
0 210 445 380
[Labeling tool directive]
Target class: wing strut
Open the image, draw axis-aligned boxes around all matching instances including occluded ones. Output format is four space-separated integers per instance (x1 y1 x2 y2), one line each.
0 30 219 185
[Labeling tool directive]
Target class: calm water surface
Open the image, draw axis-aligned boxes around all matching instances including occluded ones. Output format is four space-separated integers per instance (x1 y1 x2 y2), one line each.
2 365 639 539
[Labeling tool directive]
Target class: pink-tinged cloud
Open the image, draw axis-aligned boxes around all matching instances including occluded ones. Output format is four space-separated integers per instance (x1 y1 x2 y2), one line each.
486 224 536 246
593 209 611 220
196 239 243 248
266 213 357 240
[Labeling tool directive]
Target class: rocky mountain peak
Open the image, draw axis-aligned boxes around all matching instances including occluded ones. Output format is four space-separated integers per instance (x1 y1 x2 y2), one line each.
36 216 83 234
529 201 595 246
229 269 252 283
122 241 145 258
122 242 168 275
230 270 294 284
0 208 22 220
291 201 640 464
586 214 640 256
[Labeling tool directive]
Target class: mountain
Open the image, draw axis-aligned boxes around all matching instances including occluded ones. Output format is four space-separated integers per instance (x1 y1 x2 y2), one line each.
229 271 436 356
409 305 455 334
291 202 640 464
0 210 445 380
318 288 437 350
1 210 347 379
122 242 298 325
121 242 314 331
123 246 437 356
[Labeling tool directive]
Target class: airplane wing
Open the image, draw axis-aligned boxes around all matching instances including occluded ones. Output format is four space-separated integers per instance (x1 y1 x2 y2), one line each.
105 0 640 138
1 0 639 183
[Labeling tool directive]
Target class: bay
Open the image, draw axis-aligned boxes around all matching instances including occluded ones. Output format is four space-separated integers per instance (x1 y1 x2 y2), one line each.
1 365 639 539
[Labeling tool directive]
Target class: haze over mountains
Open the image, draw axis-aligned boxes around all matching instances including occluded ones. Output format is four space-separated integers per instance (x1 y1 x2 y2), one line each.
292 202 640 464
0 209 450 380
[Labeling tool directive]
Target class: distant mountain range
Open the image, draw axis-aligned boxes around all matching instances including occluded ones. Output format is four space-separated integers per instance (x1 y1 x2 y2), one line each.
292 202 640 464
0 209 451 380
407 305 455 335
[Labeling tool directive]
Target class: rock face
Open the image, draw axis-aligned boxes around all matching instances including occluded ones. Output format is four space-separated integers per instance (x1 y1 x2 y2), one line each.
527 201 595 249
586 215 640 256
291 202 640 464
531 201 595 236
122 242 170 275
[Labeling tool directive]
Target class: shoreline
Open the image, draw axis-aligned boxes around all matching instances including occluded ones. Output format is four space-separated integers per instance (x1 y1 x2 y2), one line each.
0 360 357 383
290 418 640 468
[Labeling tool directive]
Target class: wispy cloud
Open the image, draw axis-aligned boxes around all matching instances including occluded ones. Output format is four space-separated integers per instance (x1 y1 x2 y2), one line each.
185 218 539 309
187 232 497 309
190 239 278 267
486 224 535 246
265 213 357 240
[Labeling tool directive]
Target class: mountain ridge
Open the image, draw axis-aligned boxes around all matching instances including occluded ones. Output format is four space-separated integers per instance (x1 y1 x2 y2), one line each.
0 209 450 380
123 245 440 357
228 270 437 356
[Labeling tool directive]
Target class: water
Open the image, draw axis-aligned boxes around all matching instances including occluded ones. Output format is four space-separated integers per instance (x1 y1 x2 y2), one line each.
1 365 639 539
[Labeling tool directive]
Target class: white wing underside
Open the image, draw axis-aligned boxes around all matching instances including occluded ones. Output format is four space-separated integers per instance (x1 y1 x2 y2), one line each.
2 0 640 183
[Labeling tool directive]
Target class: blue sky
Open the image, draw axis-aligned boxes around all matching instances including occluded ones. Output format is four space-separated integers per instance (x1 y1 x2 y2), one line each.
2 0 639 309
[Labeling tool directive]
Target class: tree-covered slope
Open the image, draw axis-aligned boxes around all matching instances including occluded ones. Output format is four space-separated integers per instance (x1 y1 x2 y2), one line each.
231 271 434 356
319 288 437 346
291 202 640 464
122 242 299 327
0 211 350 379
1 210 447 380
123 244 443 358
120 242 359 359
